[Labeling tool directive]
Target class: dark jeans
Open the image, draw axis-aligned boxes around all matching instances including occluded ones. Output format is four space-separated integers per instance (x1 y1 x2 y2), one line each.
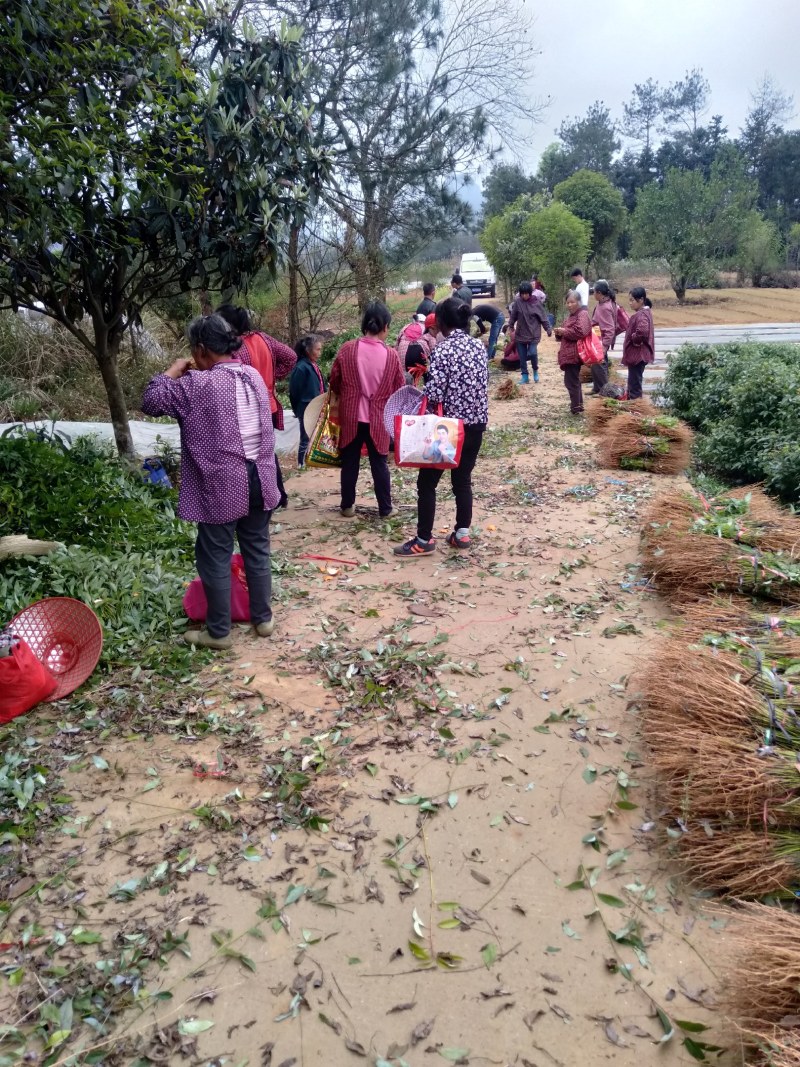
487 314 505 358
340 422 392 515
298 425 310 466
516 340 539 375
416 424 485 541
563 364 584 414
627 362 646 399
195 460 272 638
590 358 609 393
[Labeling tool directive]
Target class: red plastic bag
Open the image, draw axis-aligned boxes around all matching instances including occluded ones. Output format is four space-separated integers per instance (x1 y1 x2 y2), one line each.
0 638 57 722
182 554 251 622
577 327 605 365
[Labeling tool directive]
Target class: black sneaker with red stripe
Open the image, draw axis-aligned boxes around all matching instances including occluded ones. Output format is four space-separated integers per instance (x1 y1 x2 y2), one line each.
446 530 471 549
393 537 436 558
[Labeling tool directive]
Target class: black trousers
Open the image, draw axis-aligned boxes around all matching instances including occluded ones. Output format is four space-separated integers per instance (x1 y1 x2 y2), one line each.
339 422 393 515
627 362 646 399
590 354 609 393
195 461 272 638
275 455 287 505
563 364 584 413
416 424 485 542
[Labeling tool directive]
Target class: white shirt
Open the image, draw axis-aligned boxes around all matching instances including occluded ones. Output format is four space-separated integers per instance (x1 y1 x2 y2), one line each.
575 279 590 307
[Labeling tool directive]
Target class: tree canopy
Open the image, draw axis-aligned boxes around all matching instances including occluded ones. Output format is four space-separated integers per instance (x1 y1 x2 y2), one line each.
480 197 589 310
481 163 538 221
553 170 626 266
0 0 326 453
631 166 756 301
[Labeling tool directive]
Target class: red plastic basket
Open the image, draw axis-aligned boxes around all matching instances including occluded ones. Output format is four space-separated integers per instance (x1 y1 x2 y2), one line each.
9 598 103 700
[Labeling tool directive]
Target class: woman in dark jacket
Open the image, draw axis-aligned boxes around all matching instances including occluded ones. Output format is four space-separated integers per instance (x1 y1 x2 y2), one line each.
554 290 592 415
622 286 655 399
289 335 325 467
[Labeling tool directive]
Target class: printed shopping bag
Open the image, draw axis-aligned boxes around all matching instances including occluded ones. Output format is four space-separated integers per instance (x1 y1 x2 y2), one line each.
394 399 464 470
183 554 251 622
577 326 605 365
306 391 342 468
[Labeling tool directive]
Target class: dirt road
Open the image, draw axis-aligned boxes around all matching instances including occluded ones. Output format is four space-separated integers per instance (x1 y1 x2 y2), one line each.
2 341 739 1066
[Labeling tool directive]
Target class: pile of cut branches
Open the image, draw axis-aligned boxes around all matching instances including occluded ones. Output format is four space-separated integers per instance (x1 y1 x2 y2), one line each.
597 412 693 474
585 395 656 434
640 488 800 604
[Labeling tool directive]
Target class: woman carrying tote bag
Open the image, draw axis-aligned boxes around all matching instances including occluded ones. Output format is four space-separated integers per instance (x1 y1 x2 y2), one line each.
393 298 488 557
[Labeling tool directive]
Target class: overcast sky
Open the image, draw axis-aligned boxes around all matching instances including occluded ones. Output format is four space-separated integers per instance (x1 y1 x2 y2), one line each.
475 0 799 188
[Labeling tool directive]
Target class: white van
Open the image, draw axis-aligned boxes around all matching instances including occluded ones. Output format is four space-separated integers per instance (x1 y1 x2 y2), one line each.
459 253 496 298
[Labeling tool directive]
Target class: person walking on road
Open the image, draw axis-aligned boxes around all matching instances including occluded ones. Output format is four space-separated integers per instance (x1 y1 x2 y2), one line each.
472 303 505 359
329 302 404 520
622 287 655 399
394 297 488 558
554 290 592 415
508 281 552 384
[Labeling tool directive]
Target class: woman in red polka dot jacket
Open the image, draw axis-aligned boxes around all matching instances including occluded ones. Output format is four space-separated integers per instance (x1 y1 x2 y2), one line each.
141 314 280 650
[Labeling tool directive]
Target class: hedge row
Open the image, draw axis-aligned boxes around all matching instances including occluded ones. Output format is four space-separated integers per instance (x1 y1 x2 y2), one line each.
660 342 800 505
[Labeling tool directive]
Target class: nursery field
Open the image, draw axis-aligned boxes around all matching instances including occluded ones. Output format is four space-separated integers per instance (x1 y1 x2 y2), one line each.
644 287 800 328
8 336 799 1066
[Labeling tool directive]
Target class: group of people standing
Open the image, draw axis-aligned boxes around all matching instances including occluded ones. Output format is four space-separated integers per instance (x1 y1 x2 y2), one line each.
140 271 653 650
141 292 488 648
554 272 655 415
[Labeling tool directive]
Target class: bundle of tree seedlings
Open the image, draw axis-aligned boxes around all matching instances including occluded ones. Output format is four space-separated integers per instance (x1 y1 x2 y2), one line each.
584 395 656 433
636 608 800 897
597 412 693 474
724 903 800 1066
640 489 800 604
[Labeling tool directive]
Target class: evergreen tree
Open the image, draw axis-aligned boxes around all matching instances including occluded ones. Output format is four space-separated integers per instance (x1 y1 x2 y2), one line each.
0 0 325 454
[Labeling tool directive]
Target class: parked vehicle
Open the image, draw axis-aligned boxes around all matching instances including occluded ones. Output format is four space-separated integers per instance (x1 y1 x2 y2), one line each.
459 253 496 298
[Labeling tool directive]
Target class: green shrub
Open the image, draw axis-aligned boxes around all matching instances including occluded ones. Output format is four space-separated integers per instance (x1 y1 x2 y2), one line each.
0 430 187 549
0 431 199 675
661 341 800 505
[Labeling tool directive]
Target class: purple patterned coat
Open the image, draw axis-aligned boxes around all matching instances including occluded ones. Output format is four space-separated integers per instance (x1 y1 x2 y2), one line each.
141 361 280 524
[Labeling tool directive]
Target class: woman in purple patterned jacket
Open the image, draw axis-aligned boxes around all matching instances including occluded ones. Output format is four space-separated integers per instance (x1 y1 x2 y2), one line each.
141 315 280 651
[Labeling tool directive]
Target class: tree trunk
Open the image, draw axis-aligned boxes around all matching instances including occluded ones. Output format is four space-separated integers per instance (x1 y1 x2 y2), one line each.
673 277 687 303
287 224 301 343
96 335 135 457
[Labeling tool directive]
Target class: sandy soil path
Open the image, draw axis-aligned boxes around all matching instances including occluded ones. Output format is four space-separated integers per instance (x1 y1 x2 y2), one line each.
1 339 740 1067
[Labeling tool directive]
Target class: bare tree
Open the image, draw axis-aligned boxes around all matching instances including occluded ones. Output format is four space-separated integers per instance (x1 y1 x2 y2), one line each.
244 0 544 310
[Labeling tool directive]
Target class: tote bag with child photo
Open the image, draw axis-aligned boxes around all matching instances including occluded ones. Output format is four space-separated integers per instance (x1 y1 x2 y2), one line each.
394 398 464 470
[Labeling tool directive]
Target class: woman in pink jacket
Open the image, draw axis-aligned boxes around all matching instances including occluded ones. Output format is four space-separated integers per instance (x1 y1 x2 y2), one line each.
622 287 655 399
590 280 618 394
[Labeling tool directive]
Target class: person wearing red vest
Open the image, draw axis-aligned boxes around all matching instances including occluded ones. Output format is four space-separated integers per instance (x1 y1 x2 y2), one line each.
216 305 297 508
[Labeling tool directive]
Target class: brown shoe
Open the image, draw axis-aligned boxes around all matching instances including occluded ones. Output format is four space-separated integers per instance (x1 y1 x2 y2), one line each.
184 629 233 650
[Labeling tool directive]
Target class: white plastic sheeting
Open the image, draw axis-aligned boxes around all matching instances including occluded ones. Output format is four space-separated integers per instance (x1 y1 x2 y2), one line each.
0 410 301 457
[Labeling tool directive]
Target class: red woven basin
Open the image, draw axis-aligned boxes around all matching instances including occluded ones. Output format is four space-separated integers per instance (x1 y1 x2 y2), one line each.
9 598 103 699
